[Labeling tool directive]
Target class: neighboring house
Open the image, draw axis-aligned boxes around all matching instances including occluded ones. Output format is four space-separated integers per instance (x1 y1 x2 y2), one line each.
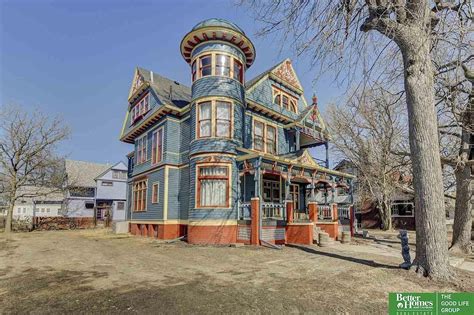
9 186 64 219
119 19 354 244
64 159 111 218
95 161 128 222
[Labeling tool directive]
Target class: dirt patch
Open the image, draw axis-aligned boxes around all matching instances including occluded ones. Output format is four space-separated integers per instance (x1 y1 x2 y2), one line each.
0 230 472 314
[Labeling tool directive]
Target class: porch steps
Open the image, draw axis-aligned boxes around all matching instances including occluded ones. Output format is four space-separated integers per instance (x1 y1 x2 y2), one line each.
313 226 335 247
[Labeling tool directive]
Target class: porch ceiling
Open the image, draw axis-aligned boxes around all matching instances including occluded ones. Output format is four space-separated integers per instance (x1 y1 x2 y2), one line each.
236 147 355 179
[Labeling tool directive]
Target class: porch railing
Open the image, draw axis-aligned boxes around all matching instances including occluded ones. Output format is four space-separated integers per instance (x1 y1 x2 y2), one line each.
238 202 251 220
293 210 310 221
338 206 350 219
318 205 332 220
262 202 285 220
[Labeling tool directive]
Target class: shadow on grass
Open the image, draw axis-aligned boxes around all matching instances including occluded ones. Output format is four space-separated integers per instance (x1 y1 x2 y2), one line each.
286 244 400 270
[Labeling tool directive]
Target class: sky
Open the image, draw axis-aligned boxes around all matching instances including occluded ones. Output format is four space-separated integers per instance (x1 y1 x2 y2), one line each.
1 0 344 164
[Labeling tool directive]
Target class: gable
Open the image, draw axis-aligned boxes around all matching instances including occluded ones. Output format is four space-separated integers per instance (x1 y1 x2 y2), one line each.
270 59 303 92
128 68 146 100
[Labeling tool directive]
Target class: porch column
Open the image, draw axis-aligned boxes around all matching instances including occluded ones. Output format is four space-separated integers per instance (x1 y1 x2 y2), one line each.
250 197 260 245
286 200 294 224
285 166 293 223
349 205 355 236
332 203 338 222
308 202 318 223
251 158 261 245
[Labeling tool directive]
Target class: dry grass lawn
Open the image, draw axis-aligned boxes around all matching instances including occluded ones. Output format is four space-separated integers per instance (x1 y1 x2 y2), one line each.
0 229 472 314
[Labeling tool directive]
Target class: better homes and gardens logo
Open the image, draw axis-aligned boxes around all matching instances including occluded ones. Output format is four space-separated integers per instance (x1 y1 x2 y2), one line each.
389 292 473 315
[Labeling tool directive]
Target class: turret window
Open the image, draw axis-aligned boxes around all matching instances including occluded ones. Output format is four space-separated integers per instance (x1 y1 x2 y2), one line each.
197 164 230 208
197 100 233 139
215 54 231 77
216 101 231 137
198 102 212 137
233 60 243 82
199 55 212 77
193 53 244 83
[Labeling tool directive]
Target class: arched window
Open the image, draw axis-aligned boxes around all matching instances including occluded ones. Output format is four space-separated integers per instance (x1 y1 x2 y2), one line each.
274 94 281 105
289 100 297 113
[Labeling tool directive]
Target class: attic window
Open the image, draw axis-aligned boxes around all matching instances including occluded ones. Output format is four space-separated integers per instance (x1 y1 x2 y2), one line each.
272 87 298 113
130 93 150 124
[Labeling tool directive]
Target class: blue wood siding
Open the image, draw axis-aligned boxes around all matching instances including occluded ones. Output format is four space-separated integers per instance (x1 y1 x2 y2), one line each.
130 168 164 221
192 77 244 102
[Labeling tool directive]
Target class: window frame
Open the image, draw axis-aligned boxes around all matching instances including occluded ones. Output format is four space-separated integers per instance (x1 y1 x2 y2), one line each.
136 134 148 165
151 127 164 165
196 163 231 209
215 54 231 77
101 181 113 187
132 179 148 212
215 101 232 138
151 182 159 204
196 100 233 139
266 125 277 154
130 93 150 125
272 87 298 113
199 54 212 78
252 117 278 154
192 53 244 83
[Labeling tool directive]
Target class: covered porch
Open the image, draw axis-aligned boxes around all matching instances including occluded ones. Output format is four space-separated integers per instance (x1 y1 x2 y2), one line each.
236 149 355 245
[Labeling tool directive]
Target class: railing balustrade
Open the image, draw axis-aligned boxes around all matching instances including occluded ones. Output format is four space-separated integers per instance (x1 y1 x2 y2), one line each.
262 202 285 220
238 202 251 220
318 205 332 220
293 210 309 221
338 206 350 219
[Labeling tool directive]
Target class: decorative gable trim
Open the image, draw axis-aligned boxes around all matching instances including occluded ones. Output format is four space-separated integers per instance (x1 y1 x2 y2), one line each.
270 59 303 93
294 150 318 167
128 68 147 101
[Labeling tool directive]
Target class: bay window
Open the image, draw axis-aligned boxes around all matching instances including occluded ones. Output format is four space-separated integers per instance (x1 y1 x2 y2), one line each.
198 102 212 137
197 165 230 208
197 100 233 139
253 119 277 154
151 127 163 164
133 180 147 211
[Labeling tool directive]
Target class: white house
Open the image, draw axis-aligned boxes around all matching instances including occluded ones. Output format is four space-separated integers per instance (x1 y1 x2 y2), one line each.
94 161 128 222
64 159 111 218
12 186 64 219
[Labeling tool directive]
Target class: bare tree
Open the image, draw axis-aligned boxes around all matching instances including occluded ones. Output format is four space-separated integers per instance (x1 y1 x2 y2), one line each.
328 86 411 230
0 106 70 233
242 0 472 279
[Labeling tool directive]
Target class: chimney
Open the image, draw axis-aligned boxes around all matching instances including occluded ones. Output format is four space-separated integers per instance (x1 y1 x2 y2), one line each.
150 71 154 83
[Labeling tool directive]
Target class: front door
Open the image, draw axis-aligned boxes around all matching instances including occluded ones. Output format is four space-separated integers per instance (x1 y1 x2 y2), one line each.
290 184 299 211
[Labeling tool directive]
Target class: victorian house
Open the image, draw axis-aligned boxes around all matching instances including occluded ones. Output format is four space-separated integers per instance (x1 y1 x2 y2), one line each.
120 19 355 245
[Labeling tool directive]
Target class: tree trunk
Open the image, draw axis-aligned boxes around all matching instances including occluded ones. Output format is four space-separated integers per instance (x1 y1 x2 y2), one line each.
5 202 14 233
396 30 452 280
379 200 392 231
450 163 472 254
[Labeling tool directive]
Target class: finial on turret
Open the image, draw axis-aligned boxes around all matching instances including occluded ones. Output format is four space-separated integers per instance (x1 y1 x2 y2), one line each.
312 94 318 106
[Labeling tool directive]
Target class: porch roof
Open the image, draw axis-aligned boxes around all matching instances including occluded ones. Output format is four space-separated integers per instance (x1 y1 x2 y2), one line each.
236 148 355 179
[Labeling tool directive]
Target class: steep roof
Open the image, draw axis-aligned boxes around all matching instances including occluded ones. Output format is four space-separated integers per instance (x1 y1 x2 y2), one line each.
137 67 191 108
65 160 111 188
94 161 127 180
